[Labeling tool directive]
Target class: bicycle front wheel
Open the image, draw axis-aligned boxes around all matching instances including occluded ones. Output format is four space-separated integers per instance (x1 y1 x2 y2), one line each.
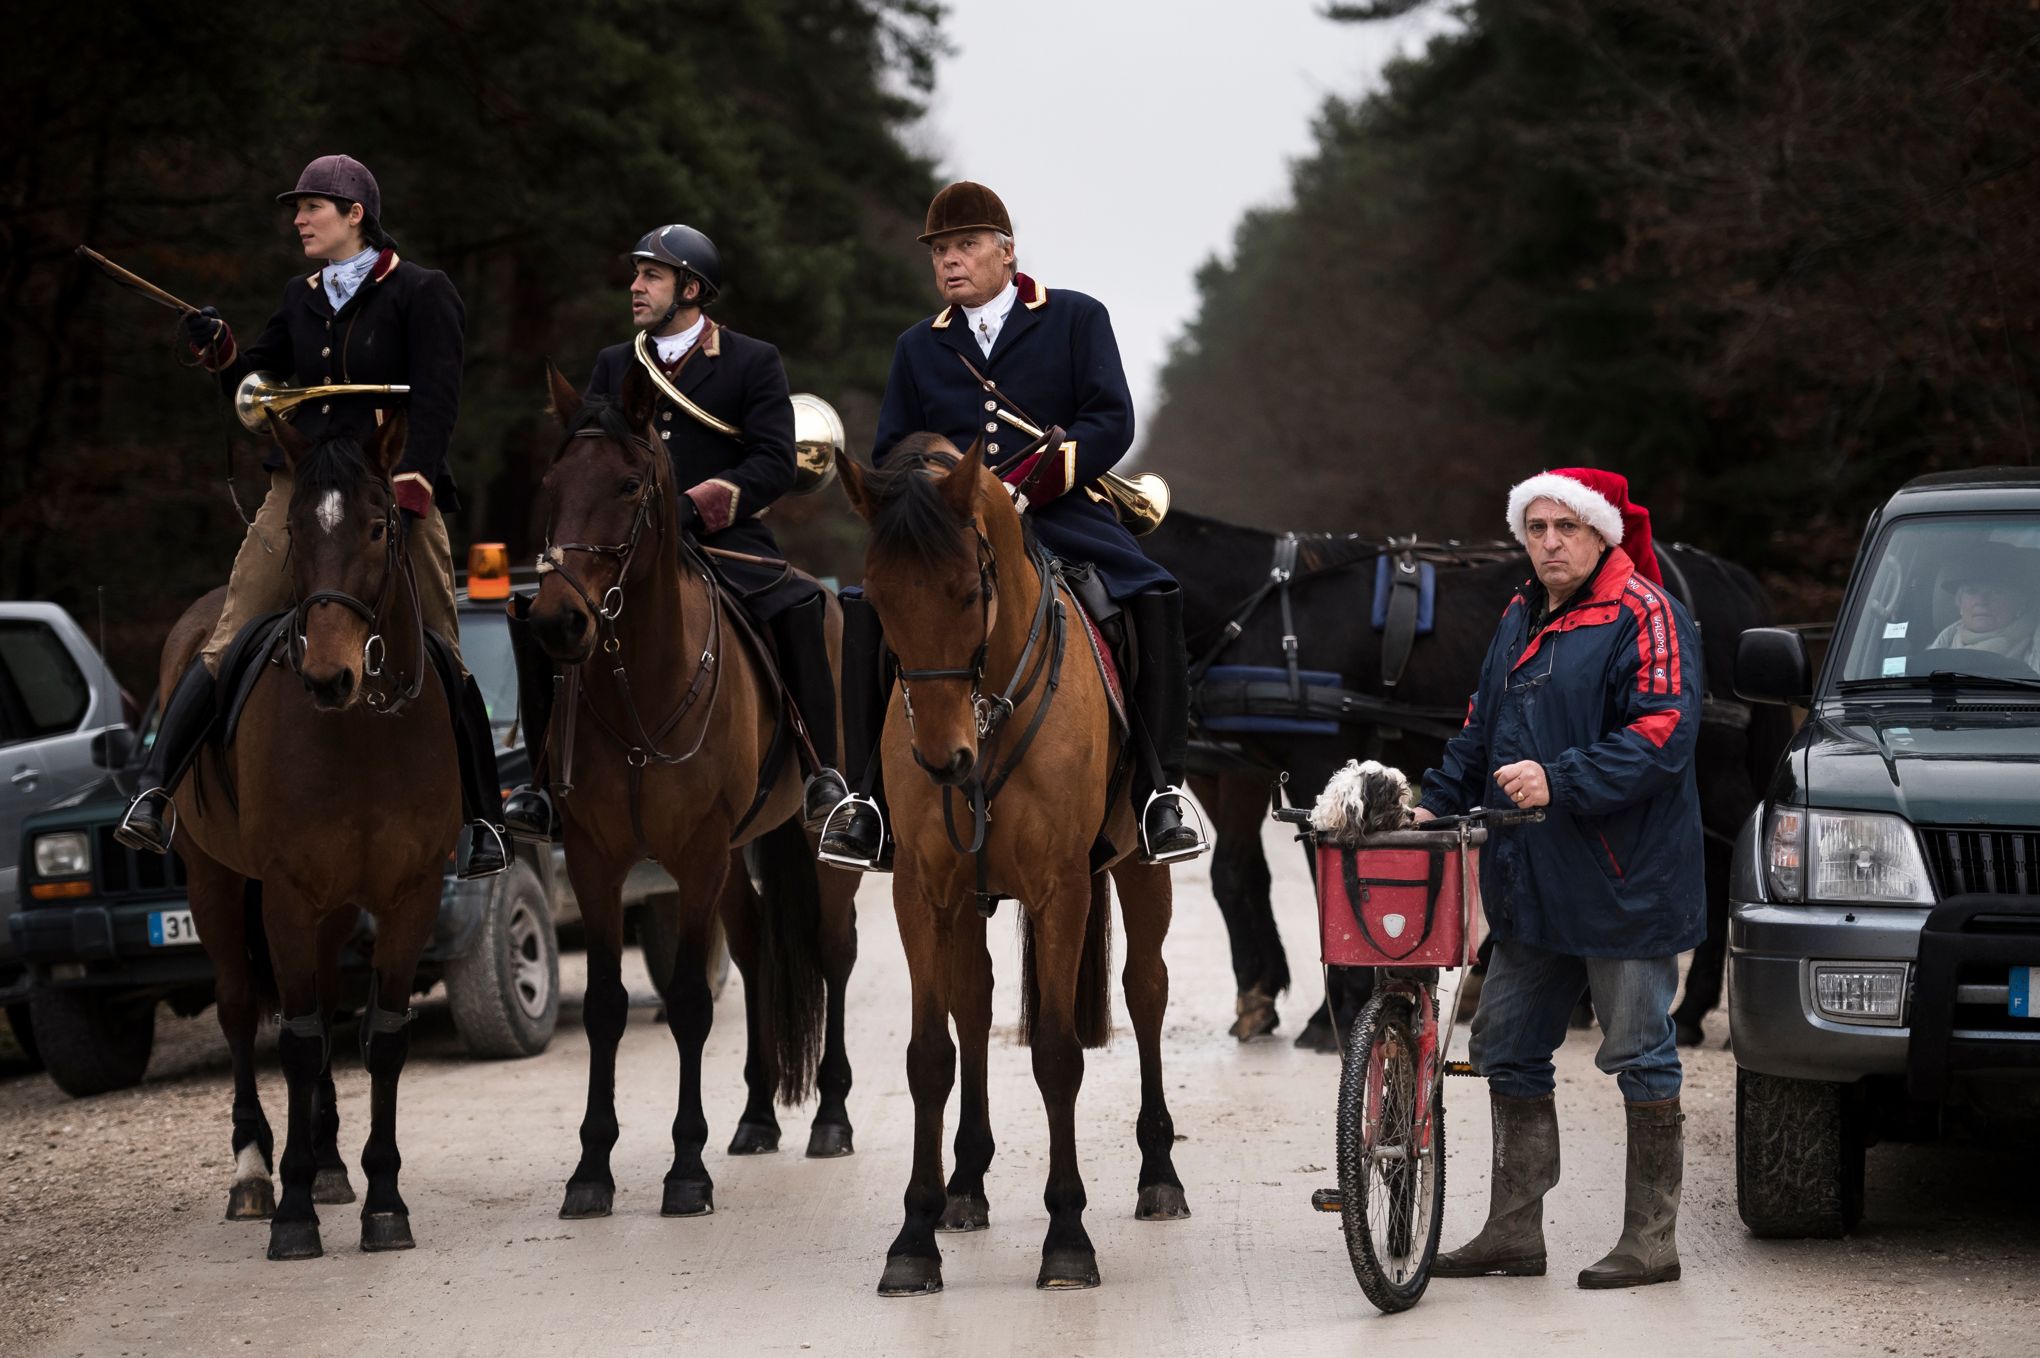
1335 992 1446 1313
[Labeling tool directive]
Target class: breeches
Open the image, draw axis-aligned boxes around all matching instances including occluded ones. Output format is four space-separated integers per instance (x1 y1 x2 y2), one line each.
201 471 459 672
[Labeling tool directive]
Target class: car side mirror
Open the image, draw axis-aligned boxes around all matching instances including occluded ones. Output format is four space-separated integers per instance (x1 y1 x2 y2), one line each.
1735 627 1811 706
91 727 136 769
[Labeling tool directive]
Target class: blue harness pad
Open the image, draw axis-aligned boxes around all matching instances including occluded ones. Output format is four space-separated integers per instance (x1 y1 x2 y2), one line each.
1371 557 1437 634
1201 665 1343 735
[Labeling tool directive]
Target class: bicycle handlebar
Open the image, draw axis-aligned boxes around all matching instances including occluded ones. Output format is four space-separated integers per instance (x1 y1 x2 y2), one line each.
1271 805 1546 831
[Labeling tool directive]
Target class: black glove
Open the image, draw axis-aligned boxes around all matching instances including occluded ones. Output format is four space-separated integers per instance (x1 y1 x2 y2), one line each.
676 492 703 535
178 305 226 353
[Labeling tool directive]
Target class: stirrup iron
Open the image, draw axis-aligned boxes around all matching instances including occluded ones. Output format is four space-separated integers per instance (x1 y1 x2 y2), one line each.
816 793 886 871
114 788 177 854
1139 786 1209 865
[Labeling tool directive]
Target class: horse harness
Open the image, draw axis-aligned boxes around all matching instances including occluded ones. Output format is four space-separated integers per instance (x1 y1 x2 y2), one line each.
537 424 727 858
284 487 428 715
893 523 1071 918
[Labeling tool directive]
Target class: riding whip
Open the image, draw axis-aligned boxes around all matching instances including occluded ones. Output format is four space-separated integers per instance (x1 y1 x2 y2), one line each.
74 246 203 315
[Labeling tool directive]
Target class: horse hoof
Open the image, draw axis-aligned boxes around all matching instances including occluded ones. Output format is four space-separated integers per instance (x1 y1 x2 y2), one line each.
1228 1007 1278 1041
661 1180 714 1217
805 1123 855 1159
360 1211 414 1252
266 1218 323 1262
226 1179 275 1221
726 1121 781 1156
1036 1249 1101 1290
312 1168 356 1204
937 1192 990 1233
877 1255 943 1297
1136 1184 1192 1221
1293 1017 1339 1053
558 1182 614 1220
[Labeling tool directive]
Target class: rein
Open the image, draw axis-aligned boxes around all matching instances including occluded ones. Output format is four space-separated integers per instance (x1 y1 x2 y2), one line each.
537 422 725 856
895 514 1069 918
286 489 426 715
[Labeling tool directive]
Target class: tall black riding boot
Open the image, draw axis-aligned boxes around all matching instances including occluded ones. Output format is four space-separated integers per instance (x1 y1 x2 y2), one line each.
500 597 559 844
769 593 848 832
114 661 220 854
451 670 507 880
817 588 892 871
1128 585 1208 863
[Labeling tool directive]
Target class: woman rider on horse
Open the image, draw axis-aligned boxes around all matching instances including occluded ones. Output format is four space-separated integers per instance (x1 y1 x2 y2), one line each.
116 154 506 879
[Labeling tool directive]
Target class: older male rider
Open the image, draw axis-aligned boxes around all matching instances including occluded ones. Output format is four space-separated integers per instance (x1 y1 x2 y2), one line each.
1414 467 1702 1291
498 225 847 841
818 181 1207 871
114 154 505 879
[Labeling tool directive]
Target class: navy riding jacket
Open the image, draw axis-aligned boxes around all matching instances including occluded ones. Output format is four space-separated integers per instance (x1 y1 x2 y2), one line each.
871 274 1172 600
1417 547 1705 958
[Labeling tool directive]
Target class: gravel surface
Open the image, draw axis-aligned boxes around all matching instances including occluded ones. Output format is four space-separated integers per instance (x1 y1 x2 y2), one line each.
2 826 2035 1356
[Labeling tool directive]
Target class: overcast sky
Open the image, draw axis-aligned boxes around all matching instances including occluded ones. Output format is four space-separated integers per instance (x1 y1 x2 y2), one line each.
913 1 1458 451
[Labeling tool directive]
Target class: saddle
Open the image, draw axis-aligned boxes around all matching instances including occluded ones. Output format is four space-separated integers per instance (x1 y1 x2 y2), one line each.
1054 559 1127 734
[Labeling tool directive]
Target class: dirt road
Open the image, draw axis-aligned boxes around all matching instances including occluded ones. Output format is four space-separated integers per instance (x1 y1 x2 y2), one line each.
4 820 2035 1357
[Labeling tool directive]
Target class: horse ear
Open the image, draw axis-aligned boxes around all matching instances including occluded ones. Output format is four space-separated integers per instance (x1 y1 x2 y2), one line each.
942 438 985 517
618 354 658 432
544 360 582 426
838 454 876 521
264 409 312 467
368 409 408 478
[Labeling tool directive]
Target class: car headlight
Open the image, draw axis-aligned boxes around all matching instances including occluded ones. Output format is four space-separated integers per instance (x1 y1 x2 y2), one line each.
33 830 92 878
1770 807 1935 904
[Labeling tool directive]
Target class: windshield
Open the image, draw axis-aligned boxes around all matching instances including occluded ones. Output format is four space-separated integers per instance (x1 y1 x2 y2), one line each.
460 608 521 738
1834 512 2040 688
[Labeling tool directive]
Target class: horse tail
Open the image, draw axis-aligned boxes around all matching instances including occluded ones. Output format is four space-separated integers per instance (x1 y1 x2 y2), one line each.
751 817 827 1105
1017 875 1115 1050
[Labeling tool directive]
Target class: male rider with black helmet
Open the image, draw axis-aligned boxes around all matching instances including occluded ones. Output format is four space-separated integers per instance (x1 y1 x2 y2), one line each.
498 226 848 839
115 154 506 879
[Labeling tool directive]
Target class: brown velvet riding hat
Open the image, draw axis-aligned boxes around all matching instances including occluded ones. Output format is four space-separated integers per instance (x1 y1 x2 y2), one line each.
917 181 1013 243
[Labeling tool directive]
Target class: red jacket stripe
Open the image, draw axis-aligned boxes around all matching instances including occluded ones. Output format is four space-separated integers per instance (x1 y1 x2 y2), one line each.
1629 709 1681 749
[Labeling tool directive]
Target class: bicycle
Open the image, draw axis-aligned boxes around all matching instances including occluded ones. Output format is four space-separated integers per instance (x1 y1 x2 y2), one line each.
1272 803 1543 1313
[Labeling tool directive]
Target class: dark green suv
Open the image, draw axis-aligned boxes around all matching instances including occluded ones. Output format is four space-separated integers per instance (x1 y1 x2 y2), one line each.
1728 467 2040 1237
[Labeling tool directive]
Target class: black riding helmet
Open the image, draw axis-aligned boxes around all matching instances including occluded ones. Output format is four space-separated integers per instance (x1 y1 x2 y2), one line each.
631 225 722 330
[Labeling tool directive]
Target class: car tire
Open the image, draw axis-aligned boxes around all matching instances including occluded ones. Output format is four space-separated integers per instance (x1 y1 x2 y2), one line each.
637 896 731 1004
446 862 560 1059
31 988 155 1097
3 1002 43 1071
1735 1066 1866 1238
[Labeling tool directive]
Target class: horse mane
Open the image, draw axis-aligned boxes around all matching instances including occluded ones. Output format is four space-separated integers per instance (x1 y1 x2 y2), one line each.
866 440 979 571
562 395 644 455
291 435 374 497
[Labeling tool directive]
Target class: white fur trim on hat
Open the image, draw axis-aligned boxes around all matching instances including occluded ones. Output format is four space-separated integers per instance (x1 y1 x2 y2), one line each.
1506 472 1624 547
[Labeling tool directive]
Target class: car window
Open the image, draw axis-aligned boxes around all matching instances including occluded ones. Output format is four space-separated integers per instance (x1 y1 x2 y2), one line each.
1835 513 2040 684
460 609 520 733
0 621 89 743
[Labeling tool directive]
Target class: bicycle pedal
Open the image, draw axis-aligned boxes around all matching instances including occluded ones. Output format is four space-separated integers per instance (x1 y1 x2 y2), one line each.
1444 1060 1479 1077
1310 1188 1344 1213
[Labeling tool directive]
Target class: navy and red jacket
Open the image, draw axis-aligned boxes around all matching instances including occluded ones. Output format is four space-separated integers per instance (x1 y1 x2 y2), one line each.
1417 547 1705 958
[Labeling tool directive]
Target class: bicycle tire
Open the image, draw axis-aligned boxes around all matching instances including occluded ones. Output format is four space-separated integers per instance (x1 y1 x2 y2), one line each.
1336 992 1446 1313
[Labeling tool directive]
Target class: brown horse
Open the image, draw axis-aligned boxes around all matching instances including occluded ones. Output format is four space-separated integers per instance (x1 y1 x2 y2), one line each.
838 436 1188 1296
527 362 857 1221
168 411 461 1261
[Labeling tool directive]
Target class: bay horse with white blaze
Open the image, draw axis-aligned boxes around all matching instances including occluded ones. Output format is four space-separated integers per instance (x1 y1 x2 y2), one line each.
839 435 1188 1297
527 361 858 1222
168 410 461 1261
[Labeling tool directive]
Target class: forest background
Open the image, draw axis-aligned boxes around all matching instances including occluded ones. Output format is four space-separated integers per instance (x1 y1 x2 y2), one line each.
4 0 2035 693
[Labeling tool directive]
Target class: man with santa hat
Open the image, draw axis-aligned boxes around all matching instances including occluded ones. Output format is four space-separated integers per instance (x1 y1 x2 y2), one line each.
1413 467 1702 1291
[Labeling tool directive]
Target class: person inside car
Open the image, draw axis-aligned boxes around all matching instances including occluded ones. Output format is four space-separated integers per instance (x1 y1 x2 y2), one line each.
1931 542 2040 671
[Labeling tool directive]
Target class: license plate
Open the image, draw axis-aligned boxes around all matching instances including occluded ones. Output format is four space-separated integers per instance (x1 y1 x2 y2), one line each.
2013 967 2037 1018
148 909 200 947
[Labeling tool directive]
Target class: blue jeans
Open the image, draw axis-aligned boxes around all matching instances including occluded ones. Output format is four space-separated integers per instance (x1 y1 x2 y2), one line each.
1468 940 1682 1103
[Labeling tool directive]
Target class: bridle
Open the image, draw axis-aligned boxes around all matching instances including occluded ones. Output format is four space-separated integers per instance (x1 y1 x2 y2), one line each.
286 485 424 714
890 481 1068 917
535 418 725 851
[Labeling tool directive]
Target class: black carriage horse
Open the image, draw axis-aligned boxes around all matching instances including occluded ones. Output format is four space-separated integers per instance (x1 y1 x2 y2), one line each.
1144 509 1793 1049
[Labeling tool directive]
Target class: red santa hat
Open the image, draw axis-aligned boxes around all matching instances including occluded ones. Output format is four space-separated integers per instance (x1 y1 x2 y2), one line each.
1506 467 1662 585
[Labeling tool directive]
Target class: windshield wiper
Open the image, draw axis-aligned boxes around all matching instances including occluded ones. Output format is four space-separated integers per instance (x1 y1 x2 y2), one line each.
1837 671 2040 696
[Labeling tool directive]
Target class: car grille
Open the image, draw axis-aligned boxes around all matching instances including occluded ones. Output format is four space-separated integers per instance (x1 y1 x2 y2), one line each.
1921 828 2040 899
93 824 189 900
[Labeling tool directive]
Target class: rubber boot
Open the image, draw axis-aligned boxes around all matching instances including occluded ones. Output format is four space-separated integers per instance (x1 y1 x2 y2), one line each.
114 661 220 853
451 670 507 880
1577 1097 1683 1289
769 593 849 832
817 588 891 871
500 597 558 844
1127 585 1206 863
1432 1092 1560 1278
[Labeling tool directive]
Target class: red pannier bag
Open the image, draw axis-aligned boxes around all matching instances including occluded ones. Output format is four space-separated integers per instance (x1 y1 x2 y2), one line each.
1316 839 1482 968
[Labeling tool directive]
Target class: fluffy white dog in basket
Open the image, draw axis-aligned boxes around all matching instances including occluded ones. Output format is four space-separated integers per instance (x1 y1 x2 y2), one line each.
1308 759 1415 843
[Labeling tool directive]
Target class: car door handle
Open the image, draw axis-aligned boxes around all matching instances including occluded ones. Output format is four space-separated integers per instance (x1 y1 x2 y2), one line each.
11 766 39 788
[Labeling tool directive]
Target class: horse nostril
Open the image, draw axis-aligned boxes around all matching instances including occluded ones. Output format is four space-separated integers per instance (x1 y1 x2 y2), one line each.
564 609 588 638
947 749 974 780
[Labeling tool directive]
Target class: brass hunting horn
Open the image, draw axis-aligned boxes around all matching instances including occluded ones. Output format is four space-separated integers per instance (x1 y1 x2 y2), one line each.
992 406 1170 536
231 371 410 433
